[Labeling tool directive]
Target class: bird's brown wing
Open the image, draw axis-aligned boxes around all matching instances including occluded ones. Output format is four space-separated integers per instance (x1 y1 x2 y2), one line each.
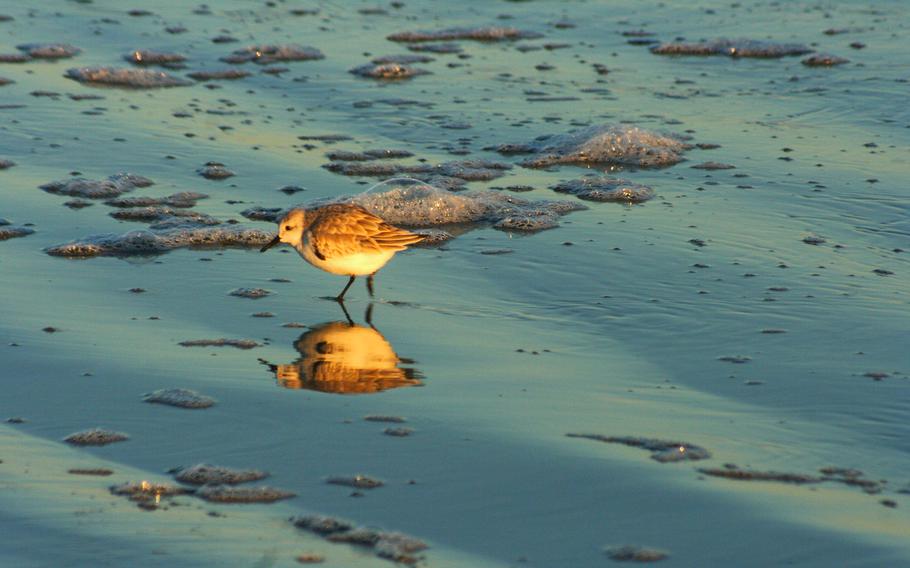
307 204 423 260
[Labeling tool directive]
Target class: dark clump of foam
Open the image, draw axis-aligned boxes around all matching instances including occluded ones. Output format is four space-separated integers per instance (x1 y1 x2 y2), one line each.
552 177 655 203
691 161 735 170
46 222 272 257
388 26 542 43
0 226 34 240
110 207 219 225
323 159 511 183
41 173 154 199
384 427 413 437
64 428 130 446
228 44 324 65
17 43 81 59
124 50 186 67
698 467 823 484
606 545 669 562
188 69 251 81
68 468 114 476
105 192 207 208
310 184 586 233
372 54 434 64
326 475 384 489
349 63 431 80
143 388 216 409
326 149 414 161
172 463 268 485
111 481 191 501
496 123 690 169
0 159 15 168
196 485 295 503
650 39 812 58
407 43 462 54
65 67 193 88
229 287 270 299
293 516 428 564
179 338 260 349
567 434 711 463
364 415 407 423
198 162 235 179
802 53 850 67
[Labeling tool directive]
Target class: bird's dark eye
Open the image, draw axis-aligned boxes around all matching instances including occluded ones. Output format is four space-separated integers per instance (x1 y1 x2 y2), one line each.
285 225 292 231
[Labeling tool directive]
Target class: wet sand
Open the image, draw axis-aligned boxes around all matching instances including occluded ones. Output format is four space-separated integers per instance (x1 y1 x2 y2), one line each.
1 0 908 566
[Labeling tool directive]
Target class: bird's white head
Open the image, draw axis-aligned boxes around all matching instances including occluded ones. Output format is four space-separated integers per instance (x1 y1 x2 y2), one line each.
261 208 307 252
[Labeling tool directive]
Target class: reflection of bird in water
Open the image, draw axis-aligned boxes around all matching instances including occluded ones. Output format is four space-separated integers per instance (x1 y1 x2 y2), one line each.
260 305 422 394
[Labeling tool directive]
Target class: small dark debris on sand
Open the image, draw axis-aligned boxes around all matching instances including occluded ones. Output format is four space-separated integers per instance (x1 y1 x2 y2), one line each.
718 355 751 363
68 468 114 476
172 463 268 485
64 428 129 446
197 484 295 503
0 159 15 169
567 434 711 462
606 545 668 562
295 554 325 564
326 475 384 489
143 388 216 409
292 516 428 564
179 338 260 349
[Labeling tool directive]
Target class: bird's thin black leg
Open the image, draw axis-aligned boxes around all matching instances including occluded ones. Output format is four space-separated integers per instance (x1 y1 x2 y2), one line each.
337 299 354 326
367 272 376 298
336 275 356 301
365 303 375 328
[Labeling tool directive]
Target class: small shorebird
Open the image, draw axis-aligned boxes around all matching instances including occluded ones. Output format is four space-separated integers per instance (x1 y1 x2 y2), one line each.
260 203 424 300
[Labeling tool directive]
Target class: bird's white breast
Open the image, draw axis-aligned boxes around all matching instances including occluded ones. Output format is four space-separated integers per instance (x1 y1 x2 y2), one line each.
295 240 395 276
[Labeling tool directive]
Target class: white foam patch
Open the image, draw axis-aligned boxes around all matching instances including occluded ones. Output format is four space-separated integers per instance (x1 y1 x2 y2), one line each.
45 225 273 257
498 123 691 169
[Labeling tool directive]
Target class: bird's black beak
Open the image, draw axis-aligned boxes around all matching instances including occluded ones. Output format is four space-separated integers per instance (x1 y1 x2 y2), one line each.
260 235 281 253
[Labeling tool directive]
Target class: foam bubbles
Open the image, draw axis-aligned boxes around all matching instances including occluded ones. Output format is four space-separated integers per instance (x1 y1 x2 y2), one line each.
64 428 130 446
552 177 655 203
349 63 431 80
45 226 273 257
65 67 193 88
651 39 812 58
143 388 216 409
41 173 154 199
0 226 34 240
173 463 269 485
229 44 324 64
17 43 81 59
388 26 542 43
196 485 296 503
497 124 690 169
566 434 711 463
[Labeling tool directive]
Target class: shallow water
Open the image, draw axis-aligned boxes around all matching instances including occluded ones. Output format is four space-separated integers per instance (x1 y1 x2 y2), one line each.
1 0 908 566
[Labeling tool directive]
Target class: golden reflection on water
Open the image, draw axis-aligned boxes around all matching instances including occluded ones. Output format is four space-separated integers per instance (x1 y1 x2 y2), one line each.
262 308 422 394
